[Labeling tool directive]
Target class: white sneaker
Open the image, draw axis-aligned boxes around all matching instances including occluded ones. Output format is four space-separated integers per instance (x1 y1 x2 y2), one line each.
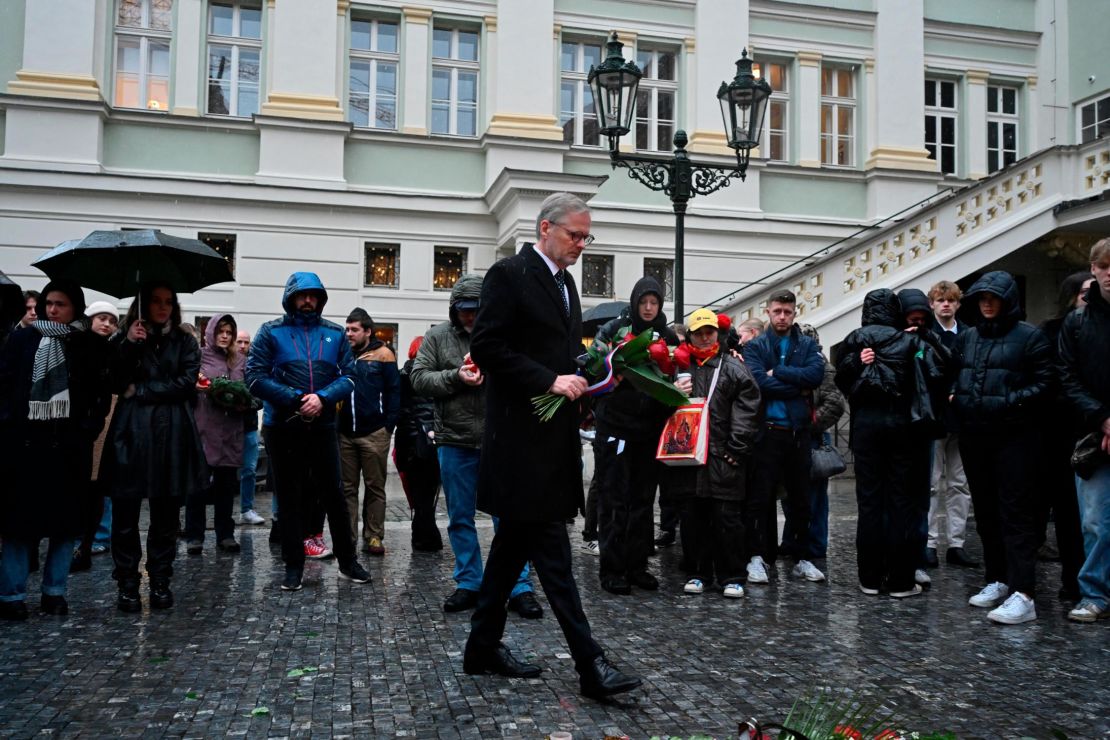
580 540 600 556
859 584 880 596
722 583 745 599
683 578 704 594
969 582 1010 608
1068 600 1108 623
746 556 769 584
792 560 826 583
890 584 924 599
240 510 265 525
988 592 1037 624
915 569 931 587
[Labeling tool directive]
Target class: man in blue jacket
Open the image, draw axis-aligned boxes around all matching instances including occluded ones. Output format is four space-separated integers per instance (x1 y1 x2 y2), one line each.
742 289 827 585
246 272 371 591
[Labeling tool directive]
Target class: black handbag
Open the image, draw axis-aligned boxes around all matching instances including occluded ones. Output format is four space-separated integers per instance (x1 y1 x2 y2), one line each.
810 443 847 480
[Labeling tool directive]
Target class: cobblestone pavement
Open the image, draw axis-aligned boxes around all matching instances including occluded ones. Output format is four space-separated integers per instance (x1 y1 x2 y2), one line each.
0 472 1106 739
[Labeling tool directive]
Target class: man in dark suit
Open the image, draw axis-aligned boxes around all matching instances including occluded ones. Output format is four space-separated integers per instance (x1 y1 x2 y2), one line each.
462 192 642 700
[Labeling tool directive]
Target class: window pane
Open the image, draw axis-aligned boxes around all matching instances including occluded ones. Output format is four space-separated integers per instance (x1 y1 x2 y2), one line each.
838 106 851 136
583 114 599 146
1002 122 1016 150
1081 123 1094 144
637 51 653 79
770 100 784 130
431 69 450 101
208 80 230 114
657 123 673 150
238 48 259 85
583 85 595 117
457 107 476 136
658 90 674 122
837 136 851 166
988 150 999 172
561 42 576 72
1002 87 1016 114
560 81 574 117
837 69 853 98
150 42 170 76
349 94 369 126
376 99 396 129
237 84 258 117
940 116 954 144
151 0 173 31
377 63 396 97
821 67 832 96
209 45 232 81
941 146 955 175
240 7 262 39
457 31 479 61
432 28 451 58
770 131 783 161
350 61 370 94
924 115 936 143
1098 97 1110 122
351 20 371 50
940 81 955 109
561 112 575 144
431 104 449 134
987 122 998 148
583 44 601 72
657 51 676 81
636 90 649 118
211 3 233 35
767 63 785 91
458 71 477 104
636 121 648 150
926 142 937 160
118 0 142 27
821 104 832 134
118 37 141 73
987 86 998 113
924 79 935 107
1003 150 1016 167
377 22 398 53
821 135 832 163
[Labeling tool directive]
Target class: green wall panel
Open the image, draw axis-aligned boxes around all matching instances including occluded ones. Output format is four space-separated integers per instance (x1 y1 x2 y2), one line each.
554 0 694 27
1068 0 1110 103
924 0 1035 31
103 122 259 176
344 141 484 192
750 17 872 49
564 158 673 208
923 36 1036 66
0 0 26 88
0 111 5 157
760 172 867 220
774 0 874 11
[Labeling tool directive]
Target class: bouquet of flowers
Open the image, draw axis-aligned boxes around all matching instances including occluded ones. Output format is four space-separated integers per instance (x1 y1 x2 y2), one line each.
209 377 258 412
531 328 689 422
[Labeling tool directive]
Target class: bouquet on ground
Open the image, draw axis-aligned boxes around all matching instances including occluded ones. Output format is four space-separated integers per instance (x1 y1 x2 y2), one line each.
531 328 689 422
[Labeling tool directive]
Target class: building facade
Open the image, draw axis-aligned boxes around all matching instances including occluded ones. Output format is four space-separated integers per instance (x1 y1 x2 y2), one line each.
1 0 1107 348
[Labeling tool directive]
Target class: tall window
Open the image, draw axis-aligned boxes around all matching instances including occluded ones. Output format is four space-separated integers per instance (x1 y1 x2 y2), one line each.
759 61 789 161
987 84 1019 173
198 232 236 277
820 65 855 166
431 26 479 136
582 254 614 298
364 243 399 287
1079 94 1110 143
114 0 173 111
349 18 398 129
635 46 678 152
925 78 957 175
560 39 602 147
433 247 467 289
207 1 262 118
643 258 674 301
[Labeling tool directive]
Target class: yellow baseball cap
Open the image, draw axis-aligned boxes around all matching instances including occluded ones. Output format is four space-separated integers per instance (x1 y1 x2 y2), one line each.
686 308 718 333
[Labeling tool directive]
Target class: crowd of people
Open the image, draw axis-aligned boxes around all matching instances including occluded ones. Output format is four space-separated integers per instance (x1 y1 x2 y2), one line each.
0 196 1106 697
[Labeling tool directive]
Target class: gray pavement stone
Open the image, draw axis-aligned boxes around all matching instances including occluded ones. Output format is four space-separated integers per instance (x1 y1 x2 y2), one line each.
0 472 1106 738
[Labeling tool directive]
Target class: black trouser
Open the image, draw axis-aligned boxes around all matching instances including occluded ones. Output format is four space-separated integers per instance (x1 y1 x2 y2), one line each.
263 424 356 569
465 519 603 668
582 440 601 541
747 427 813 562
111 497 182 585
1040 434 1085 595
657 466 681 534
851 415 921 592
184 466 237 543
405 461 442 548
595 435 657 579
77 479 108 557
960 428 1040 597
686 497 746 586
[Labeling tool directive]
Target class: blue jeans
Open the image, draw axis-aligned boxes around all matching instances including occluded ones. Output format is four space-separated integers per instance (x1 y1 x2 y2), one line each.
240 429 259 513
0 538 77 601
438 445 531 596
1076 464 1110 609
94 497 112 547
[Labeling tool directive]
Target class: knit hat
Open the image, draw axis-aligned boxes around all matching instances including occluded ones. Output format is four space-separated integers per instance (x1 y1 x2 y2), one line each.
85 301 118 319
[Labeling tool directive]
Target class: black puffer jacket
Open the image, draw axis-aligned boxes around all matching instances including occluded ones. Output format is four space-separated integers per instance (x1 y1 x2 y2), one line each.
951 271 1053 431
593 276 679 440
836 289 916 408
394 358 438 472
1059 283 1110 435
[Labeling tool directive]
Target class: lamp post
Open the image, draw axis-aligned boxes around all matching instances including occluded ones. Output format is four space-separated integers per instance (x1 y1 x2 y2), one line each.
588 33 771 321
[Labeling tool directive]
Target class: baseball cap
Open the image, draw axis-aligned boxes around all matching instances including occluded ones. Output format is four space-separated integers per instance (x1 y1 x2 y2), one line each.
686 308 717 333
454 299 480 310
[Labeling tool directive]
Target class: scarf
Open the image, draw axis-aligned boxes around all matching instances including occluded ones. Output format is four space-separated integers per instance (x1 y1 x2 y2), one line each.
29 319 82 420
689 342 720 365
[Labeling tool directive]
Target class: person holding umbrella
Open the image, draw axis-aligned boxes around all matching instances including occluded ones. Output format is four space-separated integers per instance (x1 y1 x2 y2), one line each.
99 283 208 612
0 279 110 619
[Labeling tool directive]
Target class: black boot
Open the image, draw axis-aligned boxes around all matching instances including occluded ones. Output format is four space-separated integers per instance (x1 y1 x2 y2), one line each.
149 578 174 609
117 581 142 613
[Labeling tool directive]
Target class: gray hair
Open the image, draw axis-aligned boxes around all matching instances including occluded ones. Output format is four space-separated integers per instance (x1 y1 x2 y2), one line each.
536 192 590 239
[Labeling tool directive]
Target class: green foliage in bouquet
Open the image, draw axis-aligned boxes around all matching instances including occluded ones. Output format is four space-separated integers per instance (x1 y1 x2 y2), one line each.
209 377 257 412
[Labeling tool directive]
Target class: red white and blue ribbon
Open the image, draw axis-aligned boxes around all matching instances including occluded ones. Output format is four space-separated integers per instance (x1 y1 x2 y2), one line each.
584 345 620 397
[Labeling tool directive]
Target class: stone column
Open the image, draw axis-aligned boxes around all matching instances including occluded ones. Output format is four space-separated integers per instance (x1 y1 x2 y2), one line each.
483 14 498 130
260 0 343 120
796 51 822 168
400 6 431 135
7 0 105 100
486 0 562 140
864 0 934 171
171 0 204 116
687 0 747 156
1025 75 1039 154
966 69 989 180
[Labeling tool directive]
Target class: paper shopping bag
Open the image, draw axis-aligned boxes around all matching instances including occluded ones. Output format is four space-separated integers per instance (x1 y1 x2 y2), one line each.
656 398 709 466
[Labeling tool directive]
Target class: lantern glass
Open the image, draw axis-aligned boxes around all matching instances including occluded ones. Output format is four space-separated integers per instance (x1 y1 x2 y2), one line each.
588 33 642 140
717 49 772 151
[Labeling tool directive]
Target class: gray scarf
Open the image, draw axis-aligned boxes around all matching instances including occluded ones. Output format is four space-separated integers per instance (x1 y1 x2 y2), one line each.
29 319 83 420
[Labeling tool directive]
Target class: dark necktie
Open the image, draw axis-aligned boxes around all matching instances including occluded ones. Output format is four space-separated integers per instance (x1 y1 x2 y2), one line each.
553 270 570 316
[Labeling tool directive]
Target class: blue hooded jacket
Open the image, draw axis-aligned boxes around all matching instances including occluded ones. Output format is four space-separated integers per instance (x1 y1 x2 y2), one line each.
742 323 825 430
246 272 355 428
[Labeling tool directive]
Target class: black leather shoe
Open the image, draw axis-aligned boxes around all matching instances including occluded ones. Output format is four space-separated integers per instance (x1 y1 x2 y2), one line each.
628 570 659 590
149 579 174 609
601 577 632 595
508 592 544 619
924 547 939 568
40 595 68 616
443 588 479 612
654 530 676 548
463 644 542 678
578 655 642 700
0 601 29 621
945 547 980 568
281 568 303 591
117 584 142 613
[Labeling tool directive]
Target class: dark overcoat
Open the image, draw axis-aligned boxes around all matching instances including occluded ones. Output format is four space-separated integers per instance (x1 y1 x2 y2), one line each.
470 243 584 522
0 325 110 538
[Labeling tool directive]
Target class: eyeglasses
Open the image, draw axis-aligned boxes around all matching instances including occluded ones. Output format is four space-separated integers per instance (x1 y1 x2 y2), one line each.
551 222 595 246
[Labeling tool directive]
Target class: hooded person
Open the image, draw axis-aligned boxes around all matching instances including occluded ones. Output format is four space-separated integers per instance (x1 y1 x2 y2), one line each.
0 279 110 619
246 272 372 591
590 275 679 595
185 313 247 555
950 270 1054 625
410 273 540 617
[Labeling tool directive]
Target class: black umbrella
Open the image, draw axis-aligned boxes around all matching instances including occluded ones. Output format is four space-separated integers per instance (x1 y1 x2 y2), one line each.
581 300 628 337
32 229 234 299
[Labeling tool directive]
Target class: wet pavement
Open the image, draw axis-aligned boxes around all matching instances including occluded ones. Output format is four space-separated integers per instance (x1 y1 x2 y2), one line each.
0 473 1106 739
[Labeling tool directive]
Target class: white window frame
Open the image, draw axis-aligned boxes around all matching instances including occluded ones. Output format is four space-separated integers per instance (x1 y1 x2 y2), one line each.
634 45 678 153
113 0 173 111
924 78 958 175
431 26 480 137
1078 93 1110 144
820 64 856 167
349 17 399 130
987 84 1019 173
559 38 604 147
206 1 262 119
759 60 790 162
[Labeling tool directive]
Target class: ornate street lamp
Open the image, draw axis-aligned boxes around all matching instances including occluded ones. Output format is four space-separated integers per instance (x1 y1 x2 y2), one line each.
588 33 771 320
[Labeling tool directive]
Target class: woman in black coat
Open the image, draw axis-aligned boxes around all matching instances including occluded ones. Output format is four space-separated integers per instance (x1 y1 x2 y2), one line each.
394 336 442 552
100 283 207 613
0 279 109 619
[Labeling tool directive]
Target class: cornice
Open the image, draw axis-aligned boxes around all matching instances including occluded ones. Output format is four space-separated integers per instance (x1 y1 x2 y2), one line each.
751 0 876 31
